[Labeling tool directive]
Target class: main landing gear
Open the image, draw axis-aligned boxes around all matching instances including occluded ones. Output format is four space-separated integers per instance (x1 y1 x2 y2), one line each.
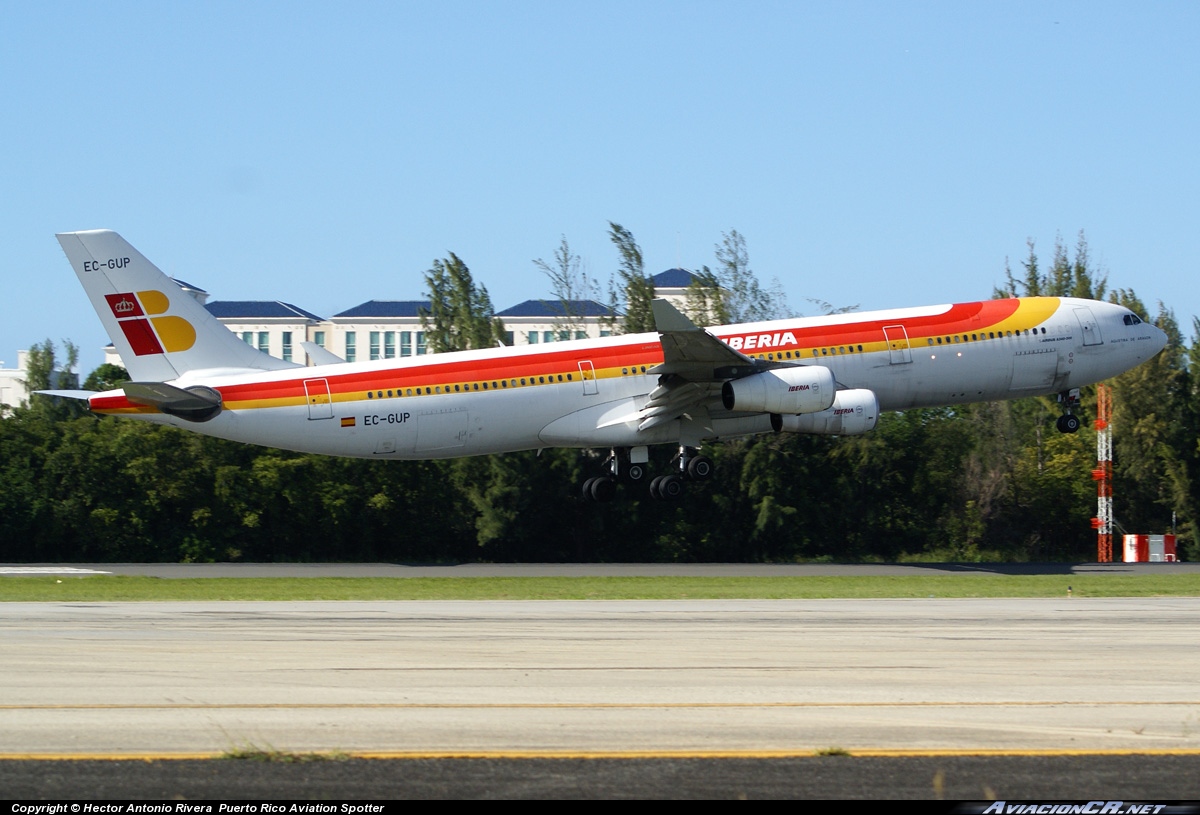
1056 388 1083 434
581 446 714 503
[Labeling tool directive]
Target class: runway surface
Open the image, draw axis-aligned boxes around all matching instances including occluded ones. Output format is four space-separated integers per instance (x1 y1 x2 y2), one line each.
4 598 1199 756
4 571 1200 797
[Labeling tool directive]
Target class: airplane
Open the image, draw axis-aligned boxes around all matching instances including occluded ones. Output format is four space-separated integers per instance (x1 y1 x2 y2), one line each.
46 229 1168 502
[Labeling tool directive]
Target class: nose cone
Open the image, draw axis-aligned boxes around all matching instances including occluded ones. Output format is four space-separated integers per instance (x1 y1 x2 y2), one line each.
1151 323 1169 356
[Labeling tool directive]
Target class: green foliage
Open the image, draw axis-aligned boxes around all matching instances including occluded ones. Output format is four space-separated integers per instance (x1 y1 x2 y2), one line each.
996 231 1106 300
420 253 506 352
6 574 1200 602
712 229 790 322
82 363 129 392
3 243 1195 564
683 267 729 327
608 222 655 334
21 339 82 420
534 235 611 337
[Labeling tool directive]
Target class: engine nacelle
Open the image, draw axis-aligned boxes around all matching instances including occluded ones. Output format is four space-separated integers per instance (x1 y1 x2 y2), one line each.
721 366 835 415
773 389 879 436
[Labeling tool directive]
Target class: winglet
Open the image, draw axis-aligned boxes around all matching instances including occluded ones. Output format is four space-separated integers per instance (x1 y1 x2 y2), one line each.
651 298 700 333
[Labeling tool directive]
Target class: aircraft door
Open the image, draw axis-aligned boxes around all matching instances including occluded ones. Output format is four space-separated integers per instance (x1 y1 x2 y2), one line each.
303 378 333 420
1074 308 1104 346
415 409 469 453
882 325 912 364
578 360 599 395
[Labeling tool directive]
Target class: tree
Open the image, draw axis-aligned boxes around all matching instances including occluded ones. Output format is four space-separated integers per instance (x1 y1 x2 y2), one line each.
683 266 729 327
23 339 79 395
420 253 507 353
22 339 81 419
712 229 792 322
997 231 1106 300
608 222 655 334
82 363 129 392
534 236 609 338
995 238 1041 299
1108 292 1187 540
684 230 799 325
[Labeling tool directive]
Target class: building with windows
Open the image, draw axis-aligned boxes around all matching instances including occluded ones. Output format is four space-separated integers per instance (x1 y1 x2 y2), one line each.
100 268 702 369
204 301 325 364
494 299 616 346
327 301 431 362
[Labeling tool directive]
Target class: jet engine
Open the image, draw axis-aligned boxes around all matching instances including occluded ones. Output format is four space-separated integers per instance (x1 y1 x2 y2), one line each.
721 365 835 415
773 388 879 436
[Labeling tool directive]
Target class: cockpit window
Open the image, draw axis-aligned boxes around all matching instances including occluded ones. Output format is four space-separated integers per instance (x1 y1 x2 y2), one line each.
1122 313 1143 326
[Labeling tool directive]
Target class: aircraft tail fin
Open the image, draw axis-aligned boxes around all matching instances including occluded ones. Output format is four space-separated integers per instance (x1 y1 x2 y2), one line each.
55 230 301 382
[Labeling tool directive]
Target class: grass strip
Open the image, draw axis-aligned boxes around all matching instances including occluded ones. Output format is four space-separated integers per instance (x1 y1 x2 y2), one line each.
2 573 1199 601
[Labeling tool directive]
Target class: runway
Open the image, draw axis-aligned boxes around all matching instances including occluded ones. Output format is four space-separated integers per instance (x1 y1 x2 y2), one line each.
3 597 1199 758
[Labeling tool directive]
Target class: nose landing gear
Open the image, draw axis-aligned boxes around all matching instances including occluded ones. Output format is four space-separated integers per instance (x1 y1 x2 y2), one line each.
1056 388 1083 433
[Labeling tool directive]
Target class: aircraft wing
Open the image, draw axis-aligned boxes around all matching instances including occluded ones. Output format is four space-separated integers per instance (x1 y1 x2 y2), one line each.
638 300 760 431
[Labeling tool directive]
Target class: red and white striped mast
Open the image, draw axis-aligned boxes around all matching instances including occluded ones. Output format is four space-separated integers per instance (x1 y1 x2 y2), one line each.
1092 383 1113 562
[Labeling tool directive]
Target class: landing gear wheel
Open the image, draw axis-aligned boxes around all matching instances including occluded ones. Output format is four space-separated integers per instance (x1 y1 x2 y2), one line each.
686 455 714 481
583 476 616 502
589 477 617 502
1057 414 1081 434
649 476 664 501
656 473 684 500
626 463 647 483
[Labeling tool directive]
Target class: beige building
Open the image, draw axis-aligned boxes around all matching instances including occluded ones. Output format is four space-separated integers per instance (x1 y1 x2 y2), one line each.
102 269 700 369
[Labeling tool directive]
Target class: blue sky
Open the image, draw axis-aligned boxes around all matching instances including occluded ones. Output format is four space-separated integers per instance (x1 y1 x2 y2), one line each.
2 1 1197 375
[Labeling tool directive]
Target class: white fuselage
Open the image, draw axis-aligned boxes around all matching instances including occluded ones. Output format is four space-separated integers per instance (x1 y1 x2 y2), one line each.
95 296 1166 460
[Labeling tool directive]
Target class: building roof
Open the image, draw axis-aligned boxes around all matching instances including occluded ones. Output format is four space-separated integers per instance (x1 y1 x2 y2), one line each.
205 301 324 321
651 268 699 288
496 299 617 319
334 300 432 319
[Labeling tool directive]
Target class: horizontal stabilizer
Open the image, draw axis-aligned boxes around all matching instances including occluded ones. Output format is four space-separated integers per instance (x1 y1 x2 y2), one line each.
33 390 97 400
301 341 346 366
123 381 223 423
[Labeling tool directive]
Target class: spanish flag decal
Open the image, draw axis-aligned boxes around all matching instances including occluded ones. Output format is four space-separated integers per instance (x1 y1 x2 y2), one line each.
340 417 356 428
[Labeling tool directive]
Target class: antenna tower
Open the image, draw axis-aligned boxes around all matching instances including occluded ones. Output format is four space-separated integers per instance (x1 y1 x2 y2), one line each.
1092 383 1113 562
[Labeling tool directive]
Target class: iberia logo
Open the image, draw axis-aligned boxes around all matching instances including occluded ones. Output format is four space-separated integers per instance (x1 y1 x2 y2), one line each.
104 291 196 356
